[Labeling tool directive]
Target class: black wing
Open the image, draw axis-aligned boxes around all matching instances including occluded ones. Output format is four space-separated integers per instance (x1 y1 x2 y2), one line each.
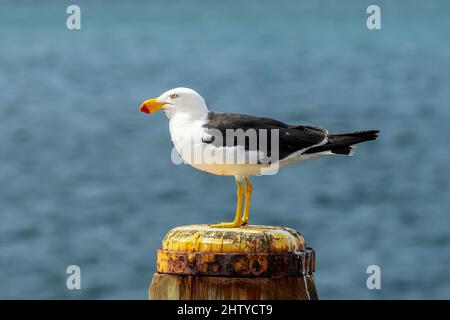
202 112 327 161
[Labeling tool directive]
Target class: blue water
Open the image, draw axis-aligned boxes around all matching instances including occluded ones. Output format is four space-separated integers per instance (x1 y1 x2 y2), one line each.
1 0 450 299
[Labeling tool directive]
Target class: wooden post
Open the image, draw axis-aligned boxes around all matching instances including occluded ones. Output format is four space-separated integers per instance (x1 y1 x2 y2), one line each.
149 224 318 300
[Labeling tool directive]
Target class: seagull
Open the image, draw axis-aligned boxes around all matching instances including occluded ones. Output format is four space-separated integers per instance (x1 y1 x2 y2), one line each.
140 87 379 228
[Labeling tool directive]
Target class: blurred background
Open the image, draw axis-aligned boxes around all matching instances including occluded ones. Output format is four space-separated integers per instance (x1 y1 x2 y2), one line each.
1 0 450 299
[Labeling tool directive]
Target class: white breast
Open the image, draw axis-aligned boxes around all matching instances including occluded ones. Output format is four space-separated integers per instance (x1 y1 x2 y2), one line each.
169 112 208 164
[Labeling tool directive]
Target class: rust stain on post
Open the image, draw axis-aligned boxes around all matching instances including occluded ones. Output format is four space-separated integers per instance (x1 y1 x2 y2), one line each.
157 249 315 277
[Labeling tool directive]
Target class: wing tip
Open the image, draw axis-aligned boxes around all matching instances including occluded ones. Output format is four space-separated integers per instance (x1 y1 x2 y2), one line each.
348 130 379 141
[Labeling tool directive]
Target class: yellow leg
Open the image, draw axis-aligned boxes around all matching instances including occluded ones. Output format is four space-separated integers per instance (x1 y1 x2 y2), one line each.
241 177 252 225
209 180 244 228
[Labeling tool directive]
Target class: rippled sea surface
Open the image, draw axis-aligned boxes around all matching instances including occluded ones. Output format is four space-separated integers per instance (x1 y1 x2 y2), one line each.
1 0 450 299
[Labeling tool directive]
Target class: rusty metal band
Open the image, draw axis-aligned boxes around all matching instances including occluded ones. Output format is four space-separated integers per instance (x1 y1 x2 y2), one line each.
156 248 315 277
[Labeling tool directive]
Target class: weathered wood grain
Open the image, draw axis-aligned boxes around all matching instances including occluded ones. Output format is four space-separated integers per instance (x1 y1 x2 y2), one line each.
149 273 318 300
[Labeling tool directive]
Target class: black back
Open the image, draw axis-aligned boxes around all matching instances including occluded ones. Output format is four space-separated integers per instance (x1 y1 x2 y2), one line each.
202 112 327 161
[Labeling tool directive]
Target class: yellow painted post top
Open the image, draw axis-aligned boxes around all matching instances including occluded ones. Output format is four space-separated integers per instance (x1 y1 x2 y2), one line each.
161 224 306 254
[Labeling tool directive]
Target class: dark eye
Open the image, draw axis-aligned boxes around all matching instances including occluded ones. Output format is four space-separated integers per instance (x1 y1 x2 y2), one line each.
169 94 179 99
